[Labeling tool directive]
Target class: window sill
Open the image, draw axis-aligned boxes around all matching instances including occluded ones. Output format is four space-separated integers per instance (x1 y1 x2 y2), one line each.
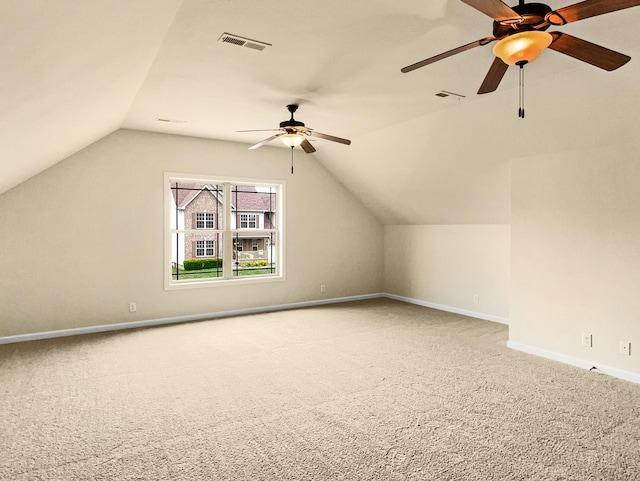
164 273 285 291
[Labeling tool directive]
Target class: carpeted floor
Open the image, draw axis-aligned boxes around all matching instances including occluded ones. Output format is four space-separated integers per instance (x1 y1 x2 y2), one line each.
1 298 639 480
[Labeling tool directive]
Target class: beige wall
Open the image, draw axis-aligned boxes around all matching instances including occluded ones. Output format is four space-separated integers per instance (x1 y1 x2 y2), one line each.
510 142 640 374
0 129 383 337
383 224 510 321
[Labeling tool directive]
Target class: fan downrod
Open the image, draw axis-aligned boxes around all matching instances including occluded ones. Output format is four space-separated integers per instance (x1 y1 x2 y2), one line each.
280 104 305 128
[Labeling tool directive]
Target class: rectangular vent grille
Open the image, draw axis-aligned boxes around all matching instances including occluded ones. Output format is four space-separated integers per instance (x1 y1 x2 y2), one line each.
218 33 271 52
435 90 466 100
156 118 187 124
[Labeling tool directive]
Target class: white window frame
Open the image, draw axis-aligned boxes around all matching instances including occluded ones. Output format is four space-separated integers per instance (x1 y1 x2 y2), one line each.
165 173 285 290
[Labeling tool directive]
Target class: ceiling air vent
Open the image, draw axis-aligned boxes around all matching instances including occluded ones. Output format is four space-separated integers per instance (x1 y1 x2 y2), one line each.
218 33 271 52
435 90 466 100
156 118 187 124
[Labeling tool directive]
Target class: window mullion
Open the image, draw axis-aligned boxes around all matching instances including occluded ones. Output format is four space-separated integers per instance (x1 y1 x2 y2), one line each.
222 183 233 279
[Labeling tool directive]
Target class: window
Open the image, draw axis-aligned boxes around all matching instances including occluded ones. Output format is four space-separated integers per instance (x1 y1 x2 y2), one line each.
196 212 215 229
166 174 284 288
240 214 257 229
195 240 215 257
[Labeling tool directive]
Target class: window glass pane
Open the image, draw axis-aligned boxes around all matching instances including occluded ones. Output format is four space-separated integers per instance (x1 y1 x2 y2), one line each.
171 182 223 230
232 231 277 277
232 184 277 230
171 232 224 281
168 177 280 287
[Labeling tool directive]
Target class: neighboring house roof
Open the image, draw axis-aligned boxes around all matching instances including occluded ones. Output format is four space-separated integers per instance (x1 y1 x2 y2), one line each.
171 183 222 210
171 183 276 212
231 186 276 212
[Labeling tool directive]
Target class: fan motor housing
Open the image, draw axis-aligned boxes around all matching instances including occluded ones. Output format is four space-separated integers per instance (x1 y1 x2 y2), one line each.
493 2 553 37
279 119 305 128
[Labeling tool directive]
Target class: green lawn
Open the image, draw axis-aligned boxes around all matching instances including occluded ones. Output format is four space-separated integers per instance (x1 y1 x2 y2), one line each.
172 266 275 280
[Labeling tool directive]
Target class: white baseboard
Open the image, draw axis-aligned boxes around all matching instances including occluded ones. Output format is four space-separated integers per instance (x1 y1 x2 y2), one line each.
6 295 636 385
383 293 509 325
0 293 384 345
0 293 509 346
507 340 640 385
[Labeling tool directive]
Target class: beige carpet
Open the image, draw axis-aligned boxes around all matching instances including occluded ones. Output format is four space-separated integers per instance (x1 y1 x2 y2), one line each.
1 298 639 480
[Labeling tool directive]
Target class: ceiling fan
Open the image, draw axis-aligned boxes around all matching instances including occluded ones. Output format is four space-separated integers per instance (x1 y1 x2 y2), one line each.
239 104 351 154
402 0 640 104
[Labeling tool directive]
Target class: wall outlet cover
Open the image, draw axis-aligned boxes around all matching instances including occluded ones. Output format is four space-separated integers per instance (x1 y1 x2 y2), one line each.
620 341 631 356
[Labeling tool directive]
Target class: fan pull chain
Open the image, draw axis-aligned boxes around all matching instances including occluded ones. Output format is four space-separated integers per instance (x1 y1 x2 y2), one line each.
518 62 525 119
290 146 294 174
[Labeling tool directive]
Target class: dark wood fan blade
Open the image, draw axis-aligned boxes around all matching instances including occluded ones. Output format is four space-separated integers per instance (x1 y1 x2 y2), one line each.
308 131 351 145
300 139 316 154
548 32 631 70
401 37 496 73
549 0 640 25
248 133 283 150
477 57 509 94
462 0 522 22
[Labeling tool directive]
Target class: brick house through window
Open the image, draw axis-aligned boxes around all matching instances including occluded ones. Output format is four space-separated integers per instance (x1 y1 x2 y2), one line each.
171 183 277 267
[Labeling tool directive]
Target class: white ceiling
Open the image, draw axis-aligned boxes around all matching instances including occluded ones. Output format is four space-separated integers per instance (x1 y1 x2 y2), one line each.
3 0 640 223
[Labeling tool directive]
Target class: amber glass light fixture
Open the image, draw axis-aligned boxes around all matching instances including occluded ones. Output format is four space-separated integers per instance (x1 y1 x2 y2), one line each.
280 133 304 147
493 31 553 65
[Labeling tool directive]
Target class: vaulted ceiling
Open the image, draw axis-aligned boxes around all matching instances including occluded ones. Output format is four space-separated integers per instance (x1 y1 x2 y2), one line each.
3 0 640 224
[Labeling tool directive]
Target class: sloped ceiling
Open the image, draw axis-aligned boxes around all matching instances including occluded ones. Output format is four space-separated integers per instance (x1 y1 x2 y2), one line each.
3 0 640 224
0 0 183 194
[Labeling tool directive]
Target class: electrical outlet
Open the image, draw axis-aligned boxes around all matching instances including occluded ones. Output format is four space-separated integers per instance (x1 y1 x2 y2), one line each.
620 341 631 356
473 294 479 304
129 302 137 313
581 332 592 347
320 284 326 293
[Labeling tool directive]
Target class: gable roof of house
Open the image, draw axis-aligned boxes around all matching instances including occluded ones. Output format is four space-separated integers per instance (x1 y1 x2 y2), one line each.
171 183 276 212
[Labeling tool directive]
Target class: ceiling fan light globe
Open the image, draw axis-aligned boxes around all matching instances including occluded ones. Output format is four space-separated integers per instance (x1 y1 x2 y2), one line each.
493 31 553 65
280 133 304 147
